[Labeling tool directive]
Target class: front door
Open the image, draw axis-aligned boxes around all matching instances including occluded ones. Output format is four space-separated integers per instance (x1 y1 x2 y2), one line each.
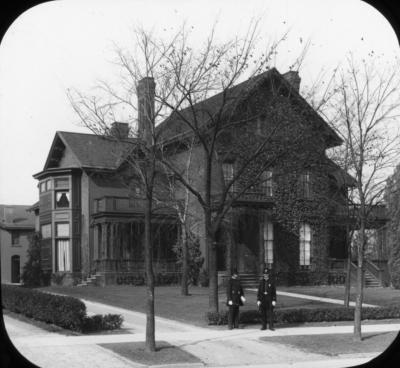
238 215 259 273
11 255 20 283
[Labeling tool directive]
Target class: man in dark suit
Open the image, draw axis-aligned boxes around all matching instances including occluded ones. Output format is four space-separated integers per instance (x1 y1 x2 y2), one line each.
257 267 276 330
226 268 245 329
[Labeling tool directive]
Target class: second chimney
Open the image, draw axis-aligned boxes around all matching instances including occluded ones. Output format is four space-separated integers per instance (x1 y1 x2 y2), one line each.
110 122 130 139
282 70 301 93
137 77 155 144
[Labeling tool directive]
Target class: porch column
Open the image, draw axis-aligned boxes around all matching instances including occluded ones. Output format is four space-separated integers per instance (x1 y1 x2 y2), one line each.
101 223 108 259
109 223 115 260
258 210 265 276
93 224 99 260
117 223 123 259
225 211 237 275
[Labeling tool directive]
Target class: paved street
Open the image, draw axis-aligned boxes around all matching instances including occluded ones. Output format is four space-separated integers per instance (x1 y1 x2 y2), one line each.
4 295 398 368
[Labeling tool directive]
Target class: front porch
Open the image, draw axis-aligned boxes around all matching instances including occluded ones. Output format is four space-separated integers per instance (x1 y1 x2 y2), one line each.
215 207 389 287
87 195 180 286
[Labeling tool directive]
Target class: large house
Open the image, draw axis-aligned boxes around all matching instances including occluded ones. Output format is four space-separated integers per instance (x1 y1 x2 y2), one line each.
0 205 35 284
33 68 388 286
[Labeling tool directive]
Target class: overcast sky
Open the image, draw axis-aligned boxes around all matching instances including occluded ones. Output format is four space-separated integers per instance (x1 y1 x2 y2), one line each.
0 0 399 206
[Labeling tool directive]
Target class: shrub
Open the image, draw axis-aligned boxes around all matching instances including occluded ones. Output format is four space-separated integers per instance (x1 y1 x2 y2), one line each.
51 272 67 286
1 285 123 332
173 233 204 286
206 306 400 325
81 314 123 332
199 269 209 287
21 233 48 287
155 272 180 286
116 274 145 286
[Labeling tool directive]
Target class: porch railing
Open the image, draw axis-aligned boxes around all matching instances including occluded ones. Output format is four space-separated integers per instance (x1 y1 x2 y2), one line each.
93 258 180 273
93 196 175 215
331 204 387 222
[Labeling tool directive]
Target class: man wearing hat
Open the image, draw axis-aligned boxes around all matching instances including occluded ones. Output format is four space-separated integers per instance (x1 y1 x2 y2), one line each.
226 268 245 329
257 268 277 330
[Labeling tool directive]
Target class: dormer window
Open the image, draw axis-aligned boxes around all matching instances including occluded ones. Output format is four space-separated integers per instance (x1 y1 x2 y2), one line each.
222 162 234 192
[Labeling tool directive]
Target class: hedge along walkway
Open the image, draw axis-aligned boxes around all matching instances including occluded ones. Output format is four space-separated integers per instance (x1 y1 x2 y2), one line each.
245 289 379 308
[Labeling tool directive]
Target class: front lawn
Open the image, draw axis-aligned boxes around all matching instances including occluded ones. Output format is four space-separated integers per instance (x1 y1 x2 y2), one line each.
40 285 349 326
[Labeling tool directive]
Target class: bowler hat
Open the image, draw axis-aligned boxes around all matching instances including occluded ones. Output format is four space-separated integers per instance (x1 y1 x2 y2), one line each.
263 268 270 275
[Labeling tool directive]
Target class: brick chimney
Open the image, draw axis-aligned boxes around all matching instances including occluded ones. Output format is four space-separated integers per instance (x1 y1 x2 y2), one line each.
137 77 155 144
110 122 130 139
282 70 301 92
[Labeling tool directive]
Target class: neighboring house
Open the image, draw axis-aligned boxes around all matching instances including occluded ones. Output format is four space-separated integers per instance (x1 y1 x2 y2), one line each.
33 68 387 286
0 205 35 284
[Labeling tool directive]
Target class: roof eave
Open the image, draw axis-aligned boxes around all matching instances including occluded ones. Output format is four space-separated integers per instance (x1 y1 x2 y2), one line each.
33 167 82 180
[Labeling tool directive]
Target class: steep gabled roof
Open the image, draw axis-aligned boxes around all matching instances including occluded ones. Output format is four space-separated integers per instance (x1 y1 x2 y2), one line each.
326 159 357 188
42 131 138 172
0 204 35 230
156 67 342 147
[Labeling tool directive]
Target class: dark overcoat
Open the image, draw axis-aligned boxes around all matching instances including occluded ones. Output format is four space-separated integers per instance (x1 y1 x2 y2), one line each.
226 278 244 306
257 278 276 308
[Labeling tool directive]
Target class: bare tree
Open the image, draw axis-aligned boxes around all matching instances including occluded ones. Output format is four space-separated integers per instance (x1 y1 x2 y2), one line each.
68 21 313 324
150 22 317 312
68 28 182 352
164 137 198 296
320 56 400 340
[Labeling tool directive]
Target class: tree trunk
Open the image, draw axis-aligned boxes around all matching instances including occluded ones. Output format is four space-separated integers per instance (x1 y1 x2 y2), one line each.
344 224 352 307
206 209 219 313
144 195 156 352
226 221 233 277
354 220 365 341
208 236 218 313
181 224 189 296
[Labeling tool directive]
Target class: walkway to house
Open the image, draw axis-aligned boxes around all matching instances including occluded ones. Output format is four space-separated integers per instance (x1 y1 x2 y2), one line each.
5 296 399 368
245 289 379 308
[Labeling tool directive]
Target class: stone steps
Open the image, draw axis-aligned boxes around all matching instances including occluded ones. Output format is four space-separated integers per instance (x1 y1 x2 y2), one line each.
76 273 102 287
364 270 381 287
239 273 259 288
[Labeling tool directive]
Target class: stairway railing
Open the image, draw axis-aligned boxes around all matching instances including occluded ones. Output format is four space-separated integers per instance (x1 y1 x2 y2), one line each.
365 259 383 286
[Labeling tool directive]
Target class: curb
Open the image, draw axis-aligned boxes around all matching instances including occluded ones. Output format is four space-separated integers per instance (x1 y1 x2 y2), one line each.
149 364 205 368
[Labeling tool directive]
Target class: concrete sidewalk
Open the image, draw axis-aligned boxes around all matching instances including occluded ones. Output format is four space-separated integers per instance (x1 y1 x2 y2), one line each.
246 288 378 307
4 296 398 368
5 312 381 368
